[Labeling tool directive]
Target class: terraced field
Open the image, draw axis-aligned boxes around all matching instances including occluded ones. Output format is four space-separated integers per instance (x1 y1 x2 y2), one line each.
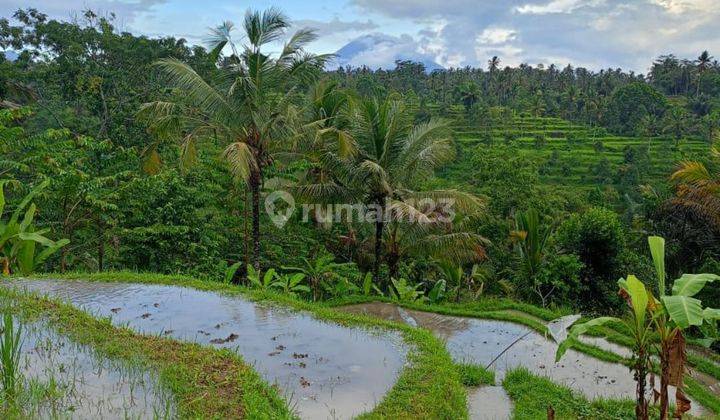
424 104 710 193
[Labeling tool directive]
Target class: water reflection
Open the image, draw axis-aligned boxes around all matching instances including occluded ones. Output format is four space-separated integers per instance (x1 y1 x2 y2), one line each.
6 279 406 420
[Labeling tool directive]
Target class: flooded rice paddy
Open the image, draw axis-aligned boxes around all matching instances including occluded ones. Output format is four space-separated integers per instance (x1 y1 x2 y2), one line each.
6 279 406 419
339 302 709 419
0 316 173 419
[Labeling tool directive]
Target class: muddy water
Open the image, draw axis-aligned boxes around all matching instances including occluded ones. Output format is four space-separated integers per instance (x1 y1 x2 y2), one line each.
3 317 173 419
339 302 708 419
467 386 513 420
7 279 406 419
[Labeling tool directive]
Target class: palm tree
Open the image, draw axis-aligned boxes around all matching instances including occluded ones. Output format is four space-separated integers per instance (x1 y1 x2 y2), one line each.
696 50 713 95
639 113 660 142
670 144 720 229
140 8 329 272
296 96 485 289
510 209 554 306
384 217 488 280
457 81 480 112
488 56 500 73
662 106 689 148
701 111 720 143
530 90 545 117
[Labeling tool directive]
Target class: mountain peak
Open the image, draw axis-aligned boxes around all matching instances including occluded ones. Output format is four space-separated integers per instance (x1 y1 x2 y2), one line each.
332 34 443 72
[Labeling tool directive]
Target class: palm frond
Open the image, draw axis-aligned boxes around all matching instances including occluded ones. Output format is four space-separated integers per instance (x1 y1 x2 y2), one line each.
405 189 486 216
671 161 712 187
206 21 236 60
153 58 232 119
387 199 432 224
223 141 257 185
291 183 353 204
279 28 317 64
244 7 289 48
408 231 489 265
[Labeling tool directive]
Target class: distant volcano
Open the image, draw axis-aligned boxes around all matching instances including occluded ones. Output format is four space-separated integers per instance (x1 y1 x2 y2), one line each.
332 34 443 72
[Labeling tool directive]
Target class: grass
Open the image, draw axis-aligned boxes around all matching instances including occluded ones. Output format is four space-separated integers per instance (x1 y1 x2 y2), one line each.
325 294 557 334
23 271 469 419
457 363 495 387
427 105 711 194
0 286 292 419
0 311 22 406
503 367 643 419
327 293 720 417
23 271 720 418
686 376 720 414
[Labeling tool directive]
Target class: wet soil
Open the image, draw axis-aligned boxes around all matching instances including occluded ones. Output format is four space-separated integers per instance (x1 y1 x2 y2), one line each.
7 279 406 419
3 317 172 419
339 302 709 419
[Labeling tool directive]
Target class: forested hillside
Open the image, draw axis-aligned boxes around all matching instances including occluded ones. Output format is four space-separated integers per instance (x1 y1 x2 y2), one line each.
4 6 720 419
1 8 719 311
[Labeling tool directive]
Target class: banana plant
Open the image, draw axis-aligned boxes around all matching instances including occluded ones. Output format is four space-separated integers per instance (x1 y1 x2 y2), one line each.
556 236 720 420
647 236 720 419
0 180 69 276
271 273 311 297
427 279 447 303
282 253 352 301
389 278 425 303
246 266 278 292
556 274 655 420
435 260 464 302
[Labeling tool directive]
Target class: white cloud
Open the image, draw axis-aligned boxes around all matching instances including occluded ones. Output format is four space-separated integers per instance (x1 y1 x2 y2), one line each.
292 17 378 36
515 0 603 14
649 0 717 14
475 44 524 66
333 33 443 70
477 27 517 44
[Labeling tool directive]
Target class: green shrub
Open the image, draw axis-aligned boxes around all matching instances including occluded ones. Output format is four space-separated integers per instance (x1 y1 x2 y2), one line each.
555 207 627 308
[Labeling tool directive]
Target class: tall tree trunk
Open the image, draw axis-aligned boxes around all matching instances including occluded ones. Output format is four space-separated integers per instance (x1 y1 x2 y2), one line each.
61 247 68 273
387 251 399 280
250 166 262 274
243 189 250 281
373 205 384 289
386 226 399 280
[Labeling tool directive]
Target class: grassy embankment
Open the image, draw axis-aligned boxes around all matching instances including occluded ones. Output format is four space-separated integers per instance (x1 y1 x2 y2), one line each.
20 271 468 419
19 271 720 418
0 286 292 419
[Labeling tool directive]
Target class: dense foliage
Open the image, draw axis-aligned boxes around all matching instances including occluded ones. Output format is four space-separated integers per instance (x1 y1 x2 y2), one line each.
1 7 719 315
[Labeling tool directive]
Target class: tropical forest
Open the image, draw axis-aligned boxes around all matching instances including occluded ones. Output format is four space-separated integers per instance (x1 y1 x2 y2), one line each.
1 4 720 420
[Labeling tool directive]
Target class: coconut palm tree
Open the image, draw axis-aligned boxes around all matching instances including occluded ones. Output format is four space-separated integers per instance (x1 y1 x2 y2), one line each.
139 8 329 272
670 144 720 230
662 106 689 148
383 216 488 281
639 113 660 139
457 81 480 112
296 95 485 289
696 50 713 95
286 80 355 226
488 56 500 73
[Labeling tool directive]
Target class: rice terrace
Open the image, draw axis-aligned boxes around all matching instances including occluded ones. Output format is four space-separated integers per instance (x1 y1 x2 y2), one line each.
2 1 720 419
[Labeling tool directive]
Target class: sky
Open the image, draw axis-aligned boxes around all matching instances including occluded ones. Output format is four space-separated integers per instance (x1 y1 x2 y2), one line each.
2 0 719 74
